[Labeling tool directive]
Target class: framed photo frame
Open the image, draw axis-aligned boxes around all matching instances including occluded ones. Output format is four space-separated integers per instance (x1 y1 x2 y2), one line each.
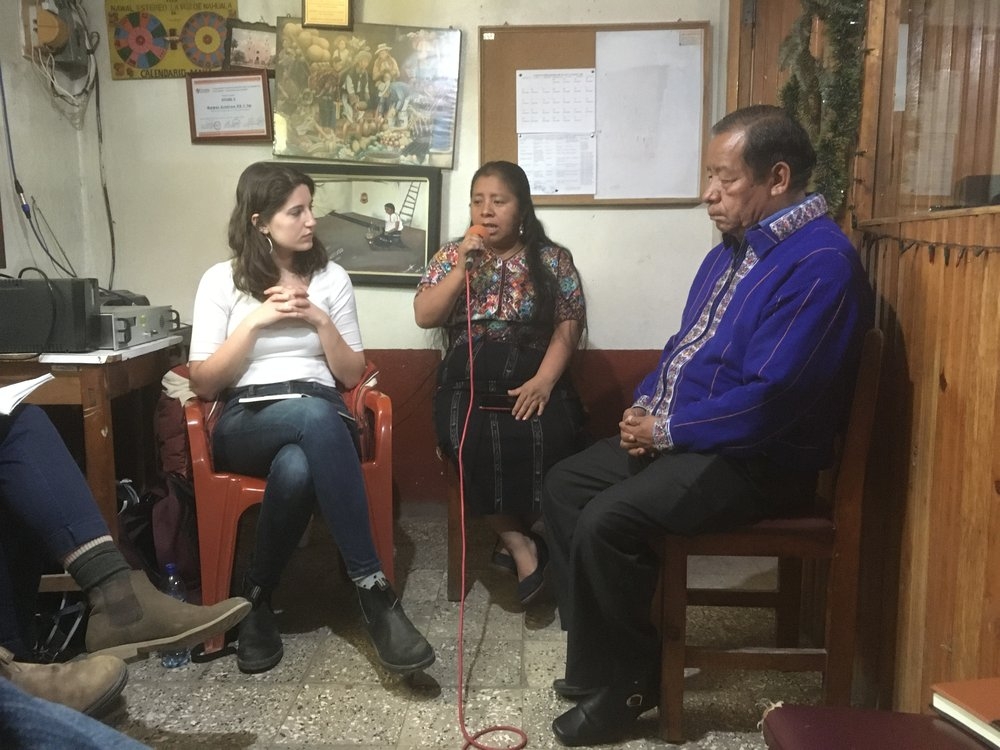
186 70 273 143
302 0 353 30
273 20 461 168
224 20 277 75
289 162 441 287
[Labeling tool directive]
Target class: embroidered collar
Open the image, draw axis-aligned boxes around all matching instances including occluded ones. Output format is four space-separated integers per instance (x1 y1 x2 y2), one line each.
722 193 829 258
764 193 828 241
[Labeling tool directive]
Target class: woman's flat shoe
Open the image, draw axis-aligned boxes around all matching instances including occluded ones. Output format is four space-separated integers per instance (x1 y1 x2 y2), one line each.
490 541 517 576
516 532 549 605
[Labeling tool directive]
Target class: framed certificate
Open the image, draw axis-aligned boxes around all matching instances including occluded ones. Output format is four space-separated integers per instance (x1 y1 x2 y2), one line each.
302 0 353 30
185 70 273 143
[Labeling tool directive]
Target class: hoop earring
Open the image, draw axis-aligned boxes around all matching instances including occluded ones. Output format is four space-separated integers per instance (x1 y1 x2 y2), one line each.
264 234 274 254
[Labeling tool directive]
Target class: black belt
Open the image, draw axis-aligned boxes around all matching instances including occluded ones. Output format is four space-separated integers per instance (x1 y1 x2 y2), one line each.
222 380 347 411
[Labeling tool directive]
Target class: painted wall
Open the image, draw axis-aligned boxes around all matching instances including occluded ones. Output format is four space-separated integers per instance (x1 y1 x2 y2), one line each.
0 0 728 351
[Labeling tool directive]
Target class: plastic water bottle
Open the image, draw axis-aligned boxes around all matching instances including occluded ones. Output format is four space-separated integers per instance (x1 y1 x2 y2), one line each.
159 563 190 668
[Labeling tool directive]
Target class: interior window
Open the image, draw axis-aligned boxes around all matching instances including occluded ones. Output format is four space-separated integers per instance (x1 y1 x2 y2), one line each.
876 0 1000 217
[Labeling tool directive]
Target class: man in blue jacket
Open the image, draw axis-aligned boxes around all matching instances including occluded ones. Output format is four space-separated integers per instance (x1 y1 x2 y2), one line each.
542 104 874 746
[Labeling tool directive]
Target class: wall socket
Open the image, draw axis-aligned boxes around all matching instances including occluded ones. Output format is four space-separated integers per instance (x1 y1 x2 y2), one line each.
20 0 39 59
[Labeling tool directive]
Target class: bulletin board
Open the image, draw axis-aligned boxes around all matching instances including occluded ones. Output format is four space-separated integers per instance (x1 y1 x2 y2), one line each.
479 23 711 206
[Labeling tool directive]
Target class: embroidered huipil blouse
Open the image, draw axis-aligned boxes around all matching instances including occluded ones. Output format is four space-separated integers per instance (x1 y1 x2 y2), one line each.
634 193 873 471
418 242 585 350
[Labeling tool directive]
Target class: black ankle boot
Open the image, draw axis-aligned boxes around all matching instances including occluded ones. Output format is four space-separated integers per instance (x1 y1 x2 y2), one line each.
355 578 435 673
237 579 283 674
552 677 596 700
551 678 659 746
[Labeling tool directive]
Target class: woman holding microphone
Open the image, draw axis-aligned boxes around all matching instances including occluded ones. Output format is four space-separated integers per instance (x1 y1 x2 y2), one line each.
414 161 587 605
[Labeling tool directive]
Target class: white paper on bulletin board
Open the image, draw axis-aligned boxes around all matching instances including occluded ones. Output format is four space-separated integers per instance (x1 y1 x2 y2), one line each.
515 68 597 194
517 133 596 195
515 68 595 134
594 29 703 200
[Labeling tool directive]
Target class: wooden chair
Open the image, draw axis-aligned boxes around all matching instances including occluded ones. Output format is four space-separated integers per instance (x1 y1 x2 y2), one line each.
657 328 884 743
184 371 395 654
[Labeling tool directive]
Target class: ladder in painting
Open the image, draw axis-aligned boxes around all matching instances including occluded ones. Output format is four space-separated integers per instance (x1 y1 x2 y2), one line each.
399 181 421 226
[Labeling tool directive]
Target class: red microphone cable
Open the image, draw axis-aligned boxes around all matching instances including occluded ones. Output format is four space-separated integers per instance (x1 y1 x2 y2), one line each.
455 230 528 750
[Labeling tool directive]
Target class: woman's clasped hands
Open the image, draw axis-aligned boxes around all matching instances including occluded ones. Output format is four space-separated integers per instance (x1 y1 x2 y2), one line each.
255 284 327 328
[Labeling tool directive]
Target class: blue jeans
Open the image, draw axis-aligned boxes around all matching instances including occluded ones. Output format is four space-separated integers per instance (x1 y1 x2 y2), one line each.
0 678 147 749
212 391 381 587
0 405 111 655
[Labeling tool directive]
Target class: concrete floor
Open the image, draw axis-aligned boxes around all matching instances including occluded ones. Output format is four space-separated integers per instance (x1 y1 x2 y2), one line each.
103 503 821 748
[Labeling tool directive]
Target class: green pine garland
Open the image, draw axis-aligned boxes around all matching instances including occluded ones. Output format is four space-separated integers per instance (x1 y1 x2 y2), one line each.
779 0 867 217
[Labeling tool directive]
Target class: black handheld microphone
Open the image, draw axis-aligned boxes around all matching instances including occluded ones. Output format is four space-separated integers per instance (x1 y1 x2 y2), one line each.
464 225 488 271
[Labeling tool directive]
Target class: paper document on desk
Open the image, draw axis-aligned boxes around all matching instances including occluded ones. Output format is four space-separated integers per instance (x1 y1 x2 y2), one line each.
0 373 54 415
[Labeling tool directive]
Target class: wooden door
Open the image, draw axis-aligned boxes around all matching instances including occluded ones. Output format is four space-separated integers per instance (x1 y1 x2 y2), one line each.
727 0 807 111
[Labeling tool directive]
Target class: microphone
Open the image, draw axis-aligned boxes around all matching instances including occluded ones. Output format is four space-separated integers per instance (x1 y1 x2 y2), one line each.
464 225 488 271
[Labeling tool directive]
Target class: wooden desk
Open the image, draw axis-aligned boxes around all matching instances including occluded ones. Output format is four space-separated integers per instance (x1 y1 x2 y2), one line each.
0 335 185 541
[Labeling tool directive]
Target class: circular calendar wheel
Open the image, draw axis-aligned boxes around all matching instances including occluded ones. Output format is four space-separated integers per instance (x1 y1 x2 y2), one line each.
180 12 228 69
113 11 168 69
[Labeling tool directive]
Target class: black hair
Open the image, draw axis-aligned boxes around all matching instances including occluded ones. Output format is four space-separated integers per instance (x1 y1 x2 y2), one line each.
470 161 561 335
711 105 816 192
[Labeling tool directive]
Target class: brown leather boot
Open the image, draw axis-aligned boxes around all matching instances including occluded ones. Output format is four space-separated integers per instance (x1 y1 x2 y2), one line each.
0 647 128 716
86 570 250 661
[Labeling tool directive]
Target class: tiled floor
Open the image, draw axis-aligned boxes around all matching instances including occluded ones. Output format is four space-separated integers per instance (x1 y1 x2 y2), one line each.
105 503 820 749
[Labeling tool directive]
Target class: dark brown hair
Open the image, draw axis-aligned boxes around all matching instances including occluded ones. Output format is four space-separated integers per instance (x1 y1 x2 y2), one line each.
228 162 328 300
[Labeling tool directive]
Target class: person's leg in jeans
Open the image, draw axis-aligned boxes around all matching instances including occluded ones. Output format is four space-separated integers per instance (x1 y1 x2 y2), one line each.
0 405 250 711
213 395 434 674
0 677 148 750
0 507 43 658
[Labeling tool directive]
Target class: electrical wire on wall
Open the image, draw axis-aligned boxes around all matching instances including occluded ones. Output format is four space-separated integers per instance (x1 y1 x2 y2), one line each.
93 72 118 289
0 61 77 279
455 267 528 750
1 2 119 292
29 0 100 129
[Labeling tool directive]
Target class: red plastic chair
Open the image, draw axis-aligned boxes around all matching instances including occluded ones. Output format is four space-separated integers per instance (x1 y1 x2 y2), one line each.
184 370 394 654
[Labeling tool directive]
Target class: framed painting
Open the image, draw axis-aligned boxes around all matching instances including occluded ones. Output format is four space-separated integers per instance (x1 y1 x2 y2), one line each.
290 162 442 287
272 21 461 168
224 19 277 75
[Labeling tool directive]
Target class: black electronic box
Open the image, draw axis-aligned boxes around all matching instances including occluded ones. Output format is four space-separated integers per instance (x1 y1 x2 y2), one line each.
0 277 102 353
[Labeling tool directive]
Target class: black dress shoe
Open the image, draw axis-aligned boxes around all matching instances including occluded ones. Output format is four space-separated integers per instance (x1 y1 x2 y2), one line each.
517 532 549 605
551 682 658 746
552 677 596 700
